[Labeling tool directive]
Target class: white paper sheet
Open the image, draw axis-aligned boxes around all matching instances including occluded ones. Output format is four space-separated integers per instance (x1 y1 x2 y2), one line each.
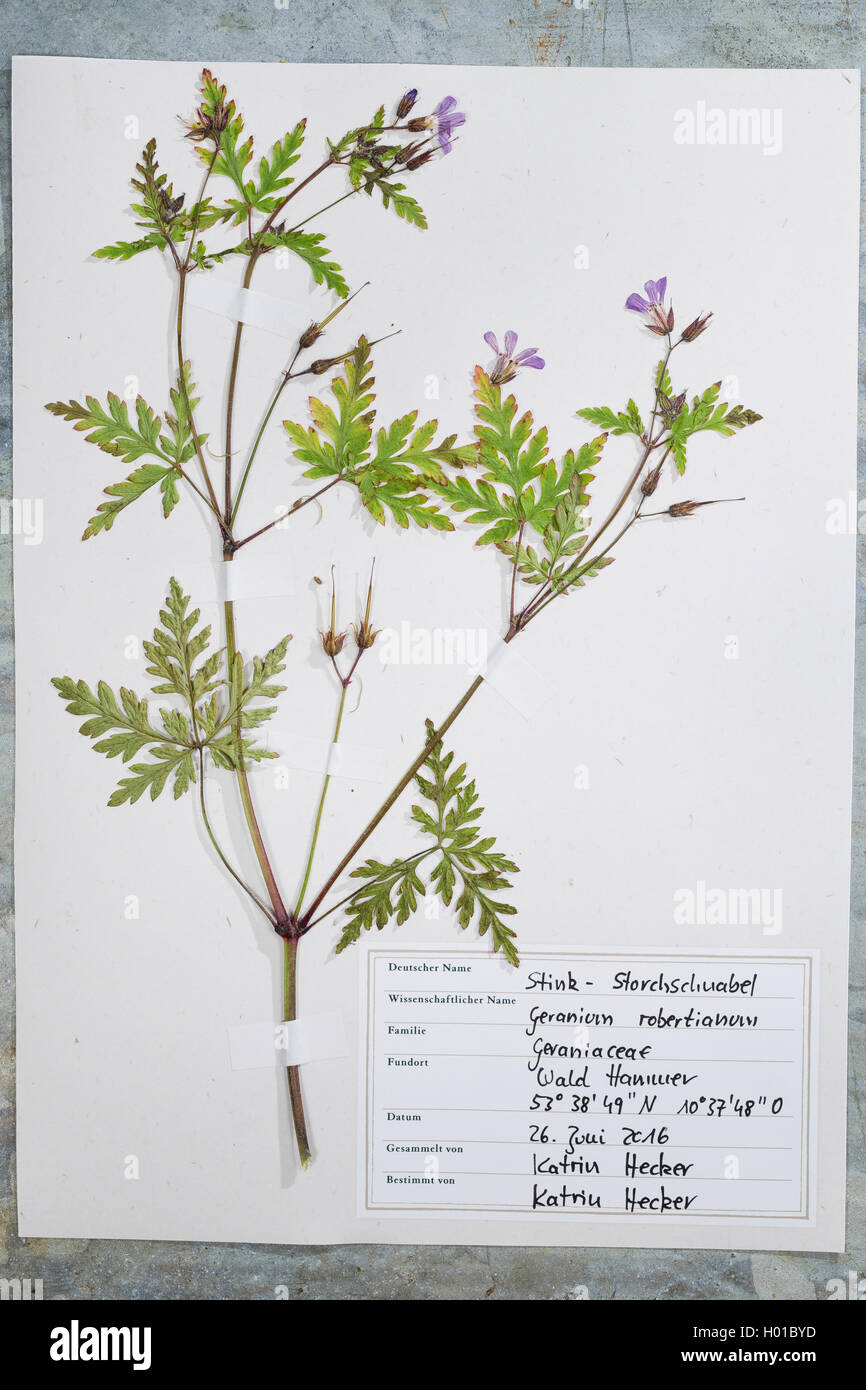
12 58 858 1249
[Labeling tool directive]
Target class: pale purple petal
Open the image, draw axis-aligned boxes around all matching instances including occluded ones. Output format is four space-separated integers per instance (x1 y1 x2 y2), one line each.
515 346 539 362
626 293 650 313
435 95 457 116
644 277 667 305
437 130 454 153
483 331 500 353
504 329 518 355
520 355 545 371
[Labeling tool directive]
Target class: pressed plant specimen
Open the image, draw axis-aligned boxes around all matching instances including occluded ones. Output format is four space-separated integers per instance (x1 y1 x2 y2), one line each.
47 72 761 1169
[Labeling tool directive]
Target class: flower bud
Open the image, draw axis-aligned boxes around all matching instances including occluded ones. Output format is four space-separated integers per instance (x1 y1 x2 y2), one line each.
320 569 347 657
352 561 380 650
680 311 713 343
393 140 424 166
320 629 347 657
641 463 663 497
299 322 323 350
658 389 687 424
310 355 345 374
396 89 418 119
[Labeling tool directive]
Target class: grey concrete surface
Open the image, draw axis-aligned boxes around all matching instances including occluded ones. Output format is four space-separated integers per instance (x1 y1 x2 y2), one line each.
0 0 863 1300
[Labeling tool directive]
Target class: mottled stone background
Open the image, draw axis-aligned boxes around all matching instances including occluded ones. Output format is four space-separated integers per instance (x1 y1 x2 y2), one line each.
0 0 862 1300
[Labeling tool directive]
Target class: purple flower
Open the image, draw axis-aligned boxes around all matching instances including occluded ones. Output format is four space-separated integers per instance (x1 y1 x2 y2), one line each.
484 330 545 385
434 96 466 153
626 277 675 336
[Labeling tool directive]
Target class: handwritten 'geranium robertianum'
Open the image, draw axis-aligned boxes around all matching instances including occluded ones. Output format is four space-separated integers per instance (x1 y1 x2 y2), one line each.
45 68 762 1169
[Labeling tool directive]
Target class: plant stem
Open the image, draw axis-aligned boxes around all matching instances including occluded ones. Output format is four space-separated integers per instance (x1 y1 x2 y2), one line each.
175 462 224 517
294 681 348 917
298 669 491 931
305 848 435 931
283 936 312 1168
176 269 223 521
222 262 255 530
229 350 301 529
518 346 678 629
222 158 338 534
196 749 277 923
233 476 343 551
224 588 309 1165
578 343 675 561
281 135 438 239
509 521 525 627
223 597 292 928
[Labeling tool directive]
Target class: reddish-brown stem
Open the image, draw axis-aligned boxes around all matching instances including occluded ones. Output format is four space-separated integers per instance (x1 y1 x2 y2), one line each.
232 477 343 551
283 937 312 1167
222 158 337 531
176 268 223 522
223 595 293 929
297 658 506 932
509 520 525 628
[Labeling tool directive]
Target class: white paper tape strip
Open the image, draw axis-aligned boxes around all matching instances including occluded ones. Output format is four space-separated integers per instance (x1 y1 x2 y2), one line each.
480 637 552 720
228 1012 347 1070
268 729 386 783
186 274 297 338
176 550 295 606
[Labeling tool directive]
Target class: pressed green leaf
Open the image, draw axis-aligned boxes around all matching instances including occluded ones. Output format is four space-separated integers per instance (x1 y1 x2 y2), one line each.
53 578 291 801
93 232 167 261
46 376 211 536
664 384 762 473
336 720 519 964
246 122 306 211
577 402 644 437
126 138 187 246
438 371 605 548
284 338 460 530
81 463 178 540
259 229 348 298
51 674 193 805
46 392 164 464
160 362 207 468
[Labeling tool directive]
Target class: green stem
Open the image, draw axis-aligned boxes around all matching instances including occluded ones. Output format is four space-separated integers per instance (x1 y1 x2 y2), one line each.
283 937 313 1168
223 596 292 927
176 270 223 522
222 158 337 534
222 257 257 530
298 670 489 931
280 135 438 240
196 749 277 923
233 476 343 551
518 345 677 629
523 441 676 628
223 592 310 1161
305 848 435 931
230 371 290 530
294 681 348 917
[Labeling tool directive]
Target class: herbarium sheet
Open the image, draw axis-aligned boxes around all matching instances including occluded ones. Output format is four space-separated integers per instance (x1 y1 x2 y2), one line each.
13 58 859 1249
